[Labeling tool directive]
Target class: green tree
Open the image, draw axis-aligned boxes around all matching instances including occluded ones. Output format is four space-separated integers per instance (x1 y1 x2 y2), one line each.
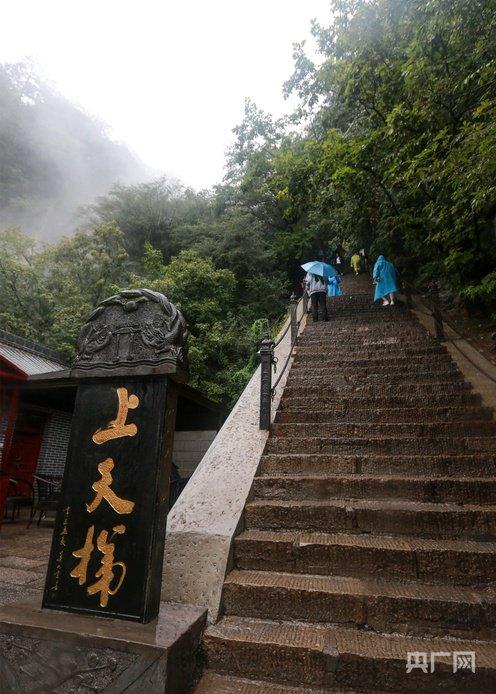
129 247 257 403
0 223 130 358
233 0 496 310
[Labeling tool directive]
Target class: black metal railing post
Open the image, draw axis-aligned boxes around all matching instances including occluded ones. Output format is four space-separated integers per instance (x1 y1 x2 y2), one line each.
290 293 298 345
431 290 445 341
259 337 274 430
302 291 308 315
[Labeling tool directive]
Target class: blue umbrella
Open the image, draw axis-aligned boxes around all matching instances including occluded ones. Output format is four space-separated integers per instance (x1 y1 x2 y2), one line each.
301 261 338 279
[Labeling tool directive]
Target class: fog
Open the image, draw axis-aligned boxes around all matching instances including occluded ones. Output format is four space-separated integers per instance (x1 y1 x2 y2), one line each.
0 1 334 241
0 61 151 241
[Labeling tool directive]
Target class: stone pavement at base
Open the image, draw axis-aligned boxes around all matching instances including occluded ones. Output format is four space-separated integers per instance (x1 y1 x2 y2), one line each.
0 513 52 607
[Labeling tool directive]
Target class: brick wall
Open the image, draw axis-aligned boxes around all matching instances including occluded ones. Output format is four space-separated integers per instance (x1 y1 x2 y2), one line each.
172 430 217 478
36 410 72 477
0 412 8 450
34 416 215 481
0 396 16 452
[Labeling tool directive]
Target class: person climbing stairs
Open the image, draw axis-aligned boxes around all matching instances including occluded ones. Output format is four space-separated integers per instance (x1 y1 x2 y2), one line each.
195 274 496 693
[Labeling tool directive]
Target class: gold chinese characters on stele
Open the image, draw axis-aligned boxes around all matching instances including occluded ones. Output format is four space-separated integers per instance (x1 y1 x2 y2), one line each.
70 387 139 608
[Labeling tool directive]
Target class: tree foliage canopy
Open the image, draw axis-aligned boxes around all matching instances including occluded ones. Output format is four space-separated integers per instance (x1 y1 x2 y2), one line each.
2 0 495 407
259 0 496 306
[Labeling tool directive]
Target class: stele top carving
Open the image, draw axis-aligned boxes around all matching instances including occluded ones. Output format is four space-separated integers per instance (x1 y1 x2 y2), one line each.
73 288 188 372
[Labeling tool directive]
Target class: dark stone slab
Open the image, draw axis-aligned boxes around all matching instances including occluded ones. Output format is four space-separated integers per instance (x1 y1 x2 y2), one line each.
3 552 50 566
0 557 46 570
0 599 206 693
39 287 189 625
0 584 41 607
0 568 41 586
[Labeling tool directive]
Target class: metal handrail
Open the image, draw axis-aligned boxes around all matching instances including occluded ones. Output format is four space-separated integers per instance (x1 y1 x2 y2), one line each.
259 293 305 429
274 295 303 347
271 315 303 395
273 319 291 348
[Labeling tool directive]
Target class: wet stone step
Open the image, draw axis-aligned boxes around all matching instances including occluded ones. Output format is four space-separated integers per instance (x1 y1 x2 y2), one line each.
306 319 413 327
234 530 496 585
259 453 496 478
245 498 496 539
286 371 464 387
302 318 427 328
304 317 422 325
299 335 434 347
280 392 483 409
252 474 496 504
264 435 496 456
307 304 409 313
306 308 410 315
282 381 472 399
271 421 496 439
300 327 432 338
223 569 496 639
295 345 446 356
293 354 454 366
311 305 427 314
314 320 416 328
195 672 349 694
289 367 461 381
303 323 420 333
298 343 437 350
303 317 422 327
203 616 496 692
301 334 434 343
275 406 493 423
292 359 459 372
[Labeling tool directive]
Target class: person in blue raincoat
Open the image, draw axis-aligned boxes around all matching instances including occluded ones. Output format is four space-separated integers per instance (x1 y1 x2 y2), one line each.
327 275 343 297
373 255 398 306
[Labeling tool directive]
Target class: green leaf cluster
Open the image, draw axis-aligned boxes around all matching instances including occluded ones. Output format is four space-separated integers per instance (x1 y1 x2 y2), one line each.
227 0 496 310
3 0 496 408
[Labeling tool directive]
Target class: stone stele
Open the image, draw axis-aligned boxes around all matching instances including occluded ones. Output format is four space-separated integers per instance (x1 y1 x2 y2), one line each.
0 288 203 691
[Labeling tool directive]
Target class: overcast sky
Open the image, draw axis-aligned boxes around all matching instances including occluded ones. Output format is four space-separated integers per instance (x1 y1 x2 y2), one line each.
0 0 331 190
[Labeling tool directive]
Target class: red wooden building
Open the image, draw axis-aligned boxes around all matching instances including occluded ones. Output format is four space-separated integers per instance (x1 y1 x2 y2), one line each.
0 329 223 529
0 330 68 526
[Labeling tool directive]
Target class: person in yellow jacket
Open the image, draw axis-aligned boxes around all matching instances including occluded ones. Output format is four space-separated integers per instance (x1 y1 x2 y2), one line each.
351 252 361 276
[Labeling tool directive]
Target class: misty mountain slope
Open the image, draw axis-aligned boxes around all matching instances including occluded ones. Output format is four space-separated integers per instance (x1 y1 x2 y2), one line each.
0 61 149 240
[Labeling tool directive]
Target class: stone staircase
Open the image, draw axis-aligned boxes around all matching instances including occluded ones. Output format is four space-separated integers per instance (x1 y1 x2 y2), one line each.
195 275 496 693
